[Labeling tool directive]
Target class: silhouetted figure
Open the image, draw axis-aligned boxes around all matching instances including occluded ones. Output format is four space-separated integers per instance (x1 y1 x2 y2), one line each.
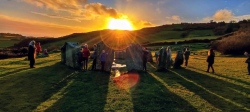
206 48 215 73
91 44 97 70
35 42 42 55
100 50 108 71
77 48 83 70
142 47 149 71
184 47 190 66
166 46 172 69
244 52 250 75
28 40 36 68
82 44 90 71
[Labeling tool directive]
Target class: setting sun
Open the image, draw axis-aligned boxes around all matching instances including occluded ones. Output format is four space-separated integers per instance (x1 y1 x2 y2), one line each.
107 18 134 30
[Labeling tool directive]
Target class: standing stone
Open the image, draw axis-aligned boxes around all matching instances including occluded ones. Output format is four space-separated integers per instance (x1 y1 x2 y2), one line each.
125 44 143 71
157 47 167 71
96 42 114 72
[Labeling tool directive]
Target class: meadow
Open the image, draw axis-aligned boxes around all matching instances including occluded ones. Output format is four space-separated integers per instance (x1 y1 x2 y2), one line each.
1 51 250 112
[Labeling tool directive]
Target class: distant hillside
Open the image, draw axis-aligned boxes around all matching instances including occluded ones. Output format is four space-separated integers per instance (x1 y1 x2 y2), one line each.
11 21 250 50
211 23 250 55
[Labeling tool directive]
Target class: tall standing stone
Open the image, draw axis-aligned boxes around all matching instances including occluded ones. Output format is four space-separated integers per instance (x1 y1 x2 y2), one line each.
157 47 167 70
125 44 143 71
96 42 114 72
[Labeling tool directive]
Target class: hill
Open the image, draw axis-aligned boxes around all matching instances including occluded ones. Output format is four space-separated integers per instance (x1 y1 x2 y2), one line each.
211 23 250 55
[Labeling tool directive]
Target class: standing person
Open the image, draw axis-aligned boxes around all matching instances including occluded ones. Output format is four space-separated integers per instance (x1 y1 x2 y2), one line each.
77 48 83 70
91 44 97 70
184 47 191 66
35 42 42 55
100 50 108 71
142 47 149 71
82 44 90 71
166 46 172 69
244 52 250 75
28 40 36 68
206 48 215 73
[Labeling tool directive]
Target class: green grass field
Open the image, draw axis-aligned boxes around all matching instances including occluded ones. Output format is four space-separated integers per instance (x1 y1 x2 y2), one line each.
0 40 20 48
1 51 250 111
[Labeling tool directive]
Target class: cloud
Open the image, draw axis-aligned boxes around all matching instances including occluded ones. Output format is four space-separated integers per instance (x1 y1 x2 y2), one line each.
0 14 88 37
165 15 181 24
84 3 121 18
141 21 154 26
202 9 250 22
23 0 123 20
213 9 234 21
31 11 82 22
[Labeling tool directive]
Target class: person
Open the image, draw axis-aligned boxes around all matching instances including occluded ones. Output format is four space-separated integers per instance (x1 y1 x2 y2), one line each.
28 40 36 68
244 52 250 75
82 44 90 71
142 47 149 71
173 50 184 69
42 49 49 57
77 48 83 70
100 50 108 71
184 47 190 66
91 44 97 70
155 51 159 64
35 42 42 55
166 46 172 69
206 48 215 73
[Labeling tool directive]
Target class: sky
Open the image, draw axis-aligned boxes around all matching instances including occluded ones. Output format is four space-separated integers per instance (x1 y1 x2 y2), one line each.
0 0 250 37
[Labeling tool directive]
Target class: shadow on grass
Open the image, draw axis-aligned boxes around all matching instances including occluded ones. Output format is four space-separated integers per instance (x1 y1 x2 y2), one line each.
0 60 59 78
130 71 198 112
166 68 250 111
188 66 250 87
45 71 110 112
0 62 78 112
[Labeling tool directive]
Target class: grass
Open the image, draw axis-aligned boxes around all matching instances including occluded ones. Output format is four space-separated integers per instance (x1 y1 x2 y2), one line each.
0 40 20 48
1 50 250 111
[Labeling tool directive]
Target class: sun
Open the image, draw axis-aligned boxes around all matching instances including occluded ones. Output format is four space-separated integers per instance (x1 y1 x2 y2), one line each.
107 18 134 30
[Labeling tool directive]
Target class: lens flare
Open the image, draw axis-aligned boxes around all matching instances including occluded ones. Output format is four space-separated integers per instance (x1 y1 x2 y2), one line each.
107 18 134 30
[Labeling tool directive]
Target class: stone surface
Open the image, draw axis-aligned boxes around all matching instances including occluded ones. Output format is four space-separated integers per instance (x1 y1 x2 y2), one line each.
96 42 114 72
157 47 167 70
125 44 143 71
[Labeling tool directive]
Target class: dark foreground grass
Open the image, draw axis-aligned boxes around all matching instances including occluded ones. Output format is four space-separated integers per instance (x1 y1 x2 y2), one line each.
1 53 250 111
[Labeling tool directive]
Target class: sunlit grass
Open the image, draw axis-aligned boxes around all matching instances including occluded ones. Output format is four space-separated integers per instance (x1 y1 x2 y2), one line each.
1 52 250 111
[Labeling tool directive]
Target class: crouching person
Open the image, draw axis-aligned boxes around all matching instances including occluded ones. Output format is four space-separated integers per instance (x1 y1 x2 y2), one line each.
174 50 184 69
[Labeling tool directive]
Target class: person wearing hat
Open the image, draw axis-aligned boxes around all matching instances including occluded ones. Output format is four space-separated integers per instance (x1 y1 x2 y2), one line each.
206 48 215 73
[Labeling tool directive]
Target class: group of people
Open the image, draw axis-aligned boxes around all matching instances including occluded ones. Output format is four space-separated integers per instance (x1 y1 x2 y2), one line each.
77 44 108 71
28 40 49 68
152 46 217 73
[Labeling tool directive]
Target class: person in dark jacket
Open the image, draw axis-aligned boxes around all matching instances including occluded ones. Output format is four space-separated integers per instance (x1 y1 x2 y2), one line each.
184 47 190 66
206 48 215 73
82 44 90 71
244 51 250 75
91 44 97 70
100 50 108 71
28 40 36 68
142 47 149 71
77 48 83 70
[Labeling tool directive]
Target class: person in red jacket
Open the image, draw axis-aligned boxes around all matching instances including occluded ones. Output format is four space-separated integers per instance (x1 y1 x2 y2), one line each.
35 42 42 55
82 44 90 71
